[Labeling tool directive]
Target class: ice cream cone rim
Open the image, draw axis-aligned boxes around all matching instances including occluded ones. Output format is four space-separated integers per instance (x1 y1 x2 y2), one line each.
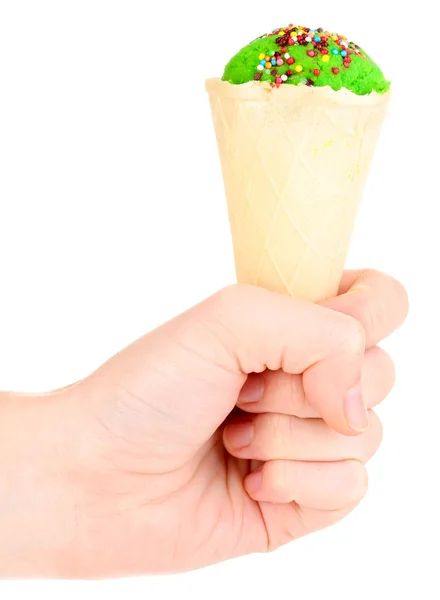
206 78 391 106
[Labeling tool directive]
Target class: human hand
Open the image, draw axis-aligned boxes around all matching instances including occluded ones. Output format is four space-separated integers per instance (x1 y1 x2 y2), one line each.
0 270 408 579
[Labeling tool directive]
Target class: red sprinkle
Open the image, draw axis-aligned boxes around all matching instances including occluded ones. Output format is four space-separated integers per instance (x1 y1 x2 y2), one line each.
286 69 293 77
288 38 295 45
321 48 329 54
275 76 282 85
314 68 321 76
307 50 316 57
332 67 340 74
286 57 295 65
281 47 287 53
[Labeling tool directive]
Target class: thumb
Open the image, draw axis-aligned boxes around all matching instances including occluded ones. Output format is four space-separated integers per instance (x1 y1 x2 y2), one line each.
86 285 365 470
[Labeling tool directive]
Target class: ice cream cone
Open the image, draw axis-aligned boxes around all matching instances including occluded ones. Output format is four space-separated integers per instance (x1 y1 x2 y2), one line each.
206 78 390 302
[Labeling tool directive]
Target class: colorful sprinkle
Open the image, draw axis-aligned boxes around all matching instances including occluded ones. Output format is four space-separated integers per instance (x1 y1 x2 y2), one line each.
252 24 367 88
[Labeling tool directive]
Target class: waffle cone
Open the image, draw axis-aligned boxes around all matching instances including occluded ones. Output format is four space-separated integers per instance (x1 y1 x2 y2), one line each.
206 78 390 302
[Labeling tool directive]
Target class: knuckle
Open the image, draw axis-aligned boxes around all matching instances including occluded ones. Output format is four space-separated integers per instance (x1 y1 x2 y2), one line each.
362 411 383 461
360 272 409 340
389 276 410 322
378 348 396 392
339 314 366 355
265 461 289 497
369 411 384 447
344 460 369 503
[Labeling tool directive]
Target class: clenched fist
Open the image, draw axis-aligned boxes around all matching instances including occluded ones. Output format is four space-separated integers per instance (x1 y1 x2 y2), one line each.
0 270 408 579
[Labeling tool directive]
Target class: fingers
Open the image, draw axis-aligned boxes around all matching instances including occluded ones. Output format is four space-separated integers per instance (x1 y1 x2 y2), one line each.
237 346 395 418
201 283 366 376
322 269 409 348
223 410 382 463
259 501 362 548
160 284 367 436
244 459 368 508
88 283 369 470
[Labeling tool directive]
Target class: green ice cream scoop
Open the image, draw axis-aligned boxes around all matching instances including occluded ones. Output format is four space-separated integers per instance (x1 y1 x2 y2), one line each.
222 25 390 95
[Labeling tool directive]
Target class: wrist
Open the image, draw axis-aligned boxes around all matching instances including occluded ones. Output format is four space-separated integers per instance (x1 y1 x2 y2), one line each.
0 390 79 578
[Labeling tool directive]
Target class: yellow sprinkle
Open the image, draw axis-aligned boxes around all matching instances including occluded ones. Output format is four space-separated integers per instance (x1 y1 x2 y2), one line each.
295 65 303 72
322 55 330 63
259 53 266 60
266 62 272 68
332 35 338 40
324 139 334 147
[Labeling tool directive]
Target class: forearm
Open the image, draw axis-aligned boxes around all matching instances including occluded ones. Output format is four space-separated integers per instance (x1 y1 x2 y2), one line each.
0 392 76 578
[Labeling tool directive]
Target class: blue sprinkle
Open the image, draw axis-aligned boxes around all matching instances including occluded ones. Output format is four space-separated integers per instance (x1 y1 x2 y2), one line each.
314 36 321 42
260 60 266 65
332 49 339 55
341 50 347 57
271 59 277 65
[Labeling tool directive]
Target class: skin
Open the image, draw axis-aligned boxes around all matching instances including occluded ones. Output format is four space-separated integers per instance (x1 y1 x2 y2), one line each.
0 269 408 579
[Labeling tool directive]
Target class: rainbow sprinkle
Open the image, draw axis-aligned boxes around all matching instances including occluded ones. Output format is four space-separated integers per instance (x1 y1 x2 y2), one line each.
252 25 366 87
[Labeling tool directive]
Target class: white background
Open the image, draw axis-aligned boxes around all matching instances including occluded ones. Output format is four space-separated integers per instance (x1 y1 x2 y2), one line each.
0 0 438 598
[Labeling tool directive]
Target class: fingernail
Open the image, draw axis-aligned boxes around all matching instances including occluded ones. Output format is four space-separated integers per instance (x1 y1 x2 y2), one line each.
344 383 369 432
239 375 264 404
224 420 254 449
245 467 263 494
